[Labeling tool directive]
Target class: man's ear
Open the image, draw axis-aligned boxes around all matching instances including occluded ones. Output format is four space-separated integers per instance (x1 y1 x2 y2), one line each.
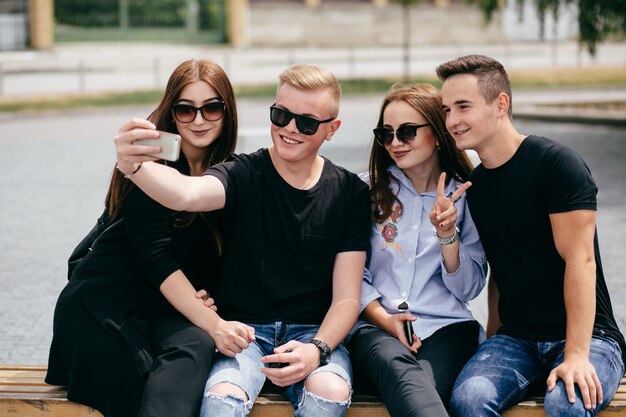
326 118 342 141
496 93 510 116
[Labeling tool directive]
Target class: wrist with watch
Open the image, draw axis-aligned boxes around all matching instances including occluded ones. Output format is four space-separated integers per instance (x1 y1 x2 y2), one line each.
308 338 331 367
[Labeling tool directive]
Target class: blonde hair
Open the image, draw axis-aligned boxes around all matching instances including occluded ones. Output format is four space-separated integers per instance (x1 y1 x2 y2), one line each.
278 64 341 117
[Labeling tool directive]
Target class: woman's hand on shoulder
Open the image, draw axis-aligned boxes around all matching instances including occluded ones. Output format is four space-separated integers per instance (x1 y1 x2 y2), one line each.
114 118 161 175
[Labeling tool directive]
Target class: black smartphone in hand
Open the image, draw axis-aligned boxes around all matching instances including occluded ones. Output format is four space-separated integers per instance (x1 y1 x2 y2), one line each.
404 320 415 344
268 349 292 368
397 301 415 344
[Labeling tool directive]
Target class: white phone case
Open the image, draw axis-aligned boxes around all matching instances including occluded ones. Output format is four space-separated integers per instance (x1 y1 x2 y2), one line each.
135 131 181 162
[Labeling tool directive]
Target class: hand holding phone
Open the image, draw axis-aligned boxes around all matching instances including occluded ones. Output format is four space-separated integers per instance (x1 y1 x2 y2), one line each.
397 301 415 344
403 319 415 344
134 131 181 162
268 349 292 368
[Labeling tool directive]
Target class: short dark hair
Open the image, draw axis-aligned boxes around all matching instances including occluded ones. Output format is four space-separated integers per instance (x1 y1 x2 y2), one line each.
436 54 513 118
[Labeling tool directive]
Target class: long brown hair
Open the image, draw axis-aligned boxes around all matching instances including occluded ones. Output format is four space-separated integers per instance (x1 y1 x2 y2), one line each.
368 83 473 223
105 59 237 219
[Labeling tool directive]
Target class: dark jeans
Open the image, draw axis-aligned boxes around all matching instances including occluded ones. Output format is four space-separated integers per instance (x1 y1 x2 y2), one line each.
349 320 479 417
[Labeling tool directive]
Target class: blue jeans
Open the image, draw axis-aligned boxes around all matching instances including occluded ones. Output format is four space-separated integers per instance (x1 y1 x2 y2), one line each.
450 334 624 417
199 322 352 417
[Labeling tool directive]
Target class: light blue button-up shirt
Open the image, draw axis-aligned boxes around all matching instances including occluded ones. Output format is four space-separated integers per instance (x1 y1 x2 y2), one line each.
355 165 488 341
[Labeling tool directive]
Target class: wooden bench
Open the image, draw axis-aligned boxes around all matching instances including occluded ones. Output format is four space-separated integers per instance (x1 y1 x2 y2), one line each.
1 365 625 416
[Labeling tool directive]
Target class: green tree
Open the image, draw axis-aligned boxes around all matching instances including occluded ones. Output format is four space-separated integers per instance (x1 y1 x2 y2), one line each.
471 0 626 56
392 0 426 80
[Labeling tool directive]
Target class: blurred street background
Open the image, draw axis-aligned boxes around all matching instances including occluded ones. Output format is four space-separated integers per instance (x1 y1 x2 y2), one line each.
0 0 625 365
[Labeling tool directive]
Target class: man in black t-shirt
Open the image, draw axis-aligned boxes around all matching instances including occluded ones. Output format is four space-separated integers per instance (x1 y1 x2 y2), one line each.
115 64 370 417
436 55 625 417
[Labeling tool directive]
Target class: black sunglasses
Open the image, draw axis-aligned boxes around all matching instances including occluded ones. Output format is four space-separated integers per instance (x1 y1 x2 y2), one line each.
373 123 430 147
172 102 225 123
269 105 335 136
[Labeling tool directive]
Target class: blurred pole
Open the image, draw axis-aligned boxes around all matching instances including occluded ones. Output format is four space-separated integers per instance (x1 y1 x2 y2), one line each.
78 61 86 93
119 0 129 32
186 0 200 42
153 57 161 89
348 47 356 79
227 0 249 47
288 49 295 67
29 0 54 50
551 12 558 68
402 4 410 80
0 64 3 96
223 51 231 76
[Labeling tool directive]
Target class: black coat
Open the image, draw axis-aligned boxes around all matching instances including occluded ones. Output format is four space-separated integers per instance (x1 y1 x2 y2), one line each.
46 156 219 416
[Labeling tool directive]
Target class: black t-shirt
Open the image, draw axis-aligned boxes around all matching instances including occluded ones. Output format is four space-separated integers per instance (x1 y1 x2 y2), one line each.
468 135 625 358
205 148 371 324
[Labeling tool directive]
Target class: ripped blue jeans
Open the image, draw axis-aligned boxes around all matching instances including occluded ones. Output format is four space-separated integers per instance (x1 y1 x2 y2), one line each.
199 322 352 417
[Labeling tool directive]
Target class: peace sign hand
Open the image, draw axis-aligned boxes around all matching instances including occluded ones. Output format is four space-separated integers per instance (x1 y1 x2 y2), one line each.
429 172 472 236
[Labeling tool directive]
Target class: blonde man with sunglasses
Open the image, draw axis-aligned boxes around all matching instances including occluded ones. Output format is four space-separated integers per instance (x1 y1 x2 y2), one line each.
114 64 370 417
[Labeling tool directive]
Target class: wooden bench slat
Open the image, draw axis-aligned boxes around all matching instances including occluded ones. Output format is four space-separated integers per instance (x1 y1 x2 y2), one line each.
0 365 47 371
0 398 104 417
0 365 624 417
0 385 67 394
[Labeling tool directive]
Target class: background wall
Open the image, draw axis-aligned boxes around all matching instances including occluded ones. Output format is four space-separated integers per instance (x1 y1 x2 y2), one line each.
247 2 505 47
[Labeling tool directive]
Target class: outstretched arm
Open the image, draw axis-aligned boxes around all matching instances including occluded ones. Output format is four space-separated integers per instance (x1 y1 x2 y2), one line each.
114 118 225 212
546 209 601 410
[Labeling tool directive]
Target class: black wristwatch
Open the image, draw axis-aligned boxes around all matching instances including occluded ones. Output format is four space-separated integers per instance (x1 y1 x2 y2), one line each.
309 339 331 367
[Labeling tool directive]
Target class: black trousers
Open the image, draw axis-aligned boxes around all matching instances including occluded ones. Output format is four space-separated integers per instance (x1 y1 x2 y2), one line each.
349 320 479 417
55 312 214 417
138 313 215 417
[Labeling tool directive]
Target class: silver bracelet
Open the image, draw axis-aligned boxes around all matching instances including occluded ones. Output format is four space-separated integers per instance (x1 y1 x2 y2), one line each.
434 226 460 245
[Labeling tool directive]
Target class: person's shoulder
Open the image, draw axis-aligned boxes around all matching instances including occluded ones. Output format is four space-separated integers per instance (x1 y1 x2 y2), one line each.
323 158 369 192
227 148 266 163
524 135 585 164
523 135 568 155
323 157 358 179
208 148 266 171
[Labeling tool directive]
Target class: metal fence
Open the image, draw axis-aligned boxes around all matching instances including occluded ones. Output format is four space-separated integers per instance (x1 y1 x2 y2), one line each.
0 0 28 51
54 0 226 43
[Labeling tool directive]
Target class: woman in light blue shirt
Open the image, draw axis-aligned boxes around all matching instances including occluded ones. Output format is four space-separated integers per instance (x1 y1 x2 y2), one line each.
348 83 488 417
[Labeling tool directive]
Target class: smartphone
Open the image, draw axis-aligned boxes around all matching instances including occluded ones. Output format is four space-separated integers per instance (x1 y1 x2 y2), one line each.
134 131 181 162
404 320 415 344
268 349 292 368
397 301 415 344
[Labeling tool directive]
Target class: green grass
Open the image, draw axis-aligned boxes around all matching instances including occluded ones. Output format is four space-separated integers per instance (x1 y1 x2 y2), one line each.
1 66 625 114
